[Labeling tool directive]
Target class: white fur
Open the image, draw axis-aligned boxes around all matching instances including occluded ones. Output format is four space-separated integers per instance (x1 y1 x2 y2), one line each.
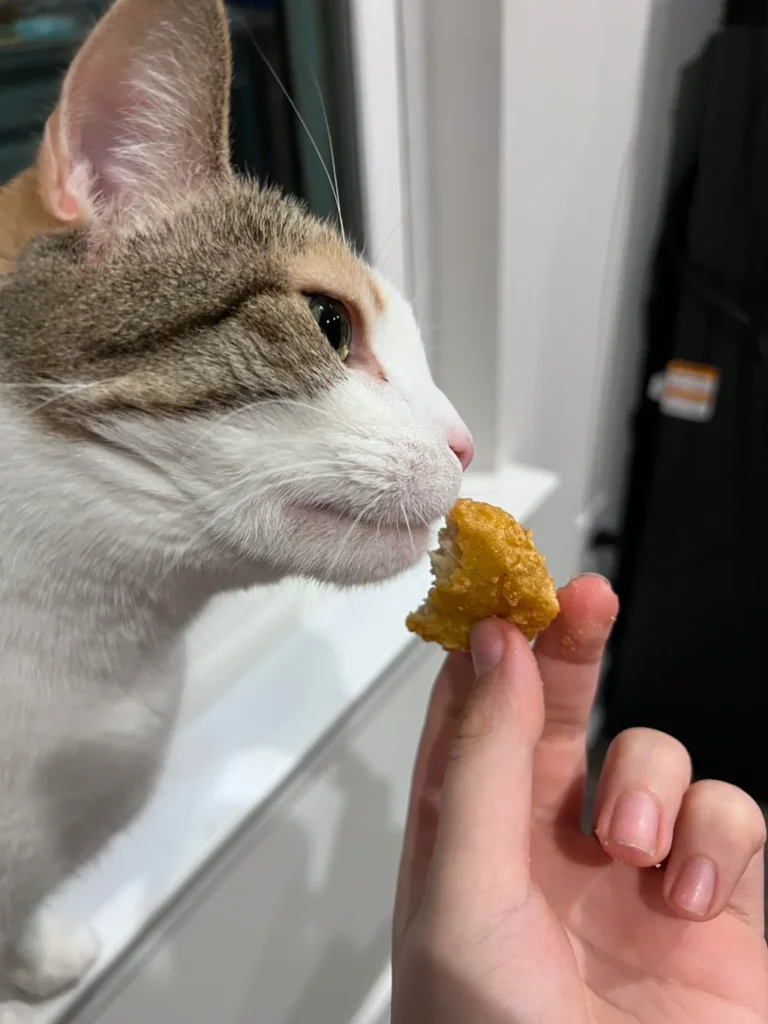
0 273 470 1003
5 916 99 999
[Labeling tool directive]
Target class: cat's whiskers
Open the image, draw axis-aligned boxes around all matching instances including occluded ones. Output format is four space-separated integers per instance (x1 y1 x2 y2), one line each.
22 381 115 416
242 24 345 241
336 492 384 557
159 480 366 583
0 379 113 392
177 442 390 494
400 500 416 557
178 393 378 465
157 454 395 522
151 457 411 574
163 465 386 523
0 377 139 423
376 219 405 276
413 508 431 530
310 67 344 244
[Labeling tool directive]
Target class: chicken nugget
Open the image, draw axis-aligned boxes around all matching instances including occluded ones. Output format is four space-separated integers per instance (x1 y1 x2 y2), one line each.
406 498 559 653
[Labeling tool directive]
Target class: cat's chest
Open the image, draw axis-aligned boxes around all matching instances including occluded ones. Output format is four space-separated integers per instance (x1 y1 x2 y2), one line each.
0 585 188 696
0 592 186 771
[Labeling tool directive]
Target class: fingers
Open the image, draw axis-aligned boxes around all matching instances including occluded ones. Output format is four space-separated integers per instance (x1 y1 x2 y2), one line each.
663 780 766 928
393 652 475 956
425 620 544 915
535 575 619 738
593 728 692 867
395 578 619 945
531 575 618 824
414 577 619 918
725 850 765 936
594 730 767 933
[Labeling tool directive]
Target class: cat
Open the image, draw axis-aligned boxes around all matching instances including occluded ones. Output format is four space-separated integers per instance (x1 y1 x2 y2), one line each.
0 0 472 1011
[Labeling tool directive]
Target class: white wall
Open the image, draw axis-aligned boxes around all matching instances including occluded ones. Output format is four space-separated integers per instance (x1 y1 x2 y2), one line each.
350 0 407 295
497 0 723 582
402 0 505 472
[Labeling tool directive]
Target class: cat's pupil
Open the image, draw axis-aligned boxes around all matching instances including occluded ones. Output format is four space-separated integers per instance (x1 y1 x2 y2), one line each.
307 296 352 362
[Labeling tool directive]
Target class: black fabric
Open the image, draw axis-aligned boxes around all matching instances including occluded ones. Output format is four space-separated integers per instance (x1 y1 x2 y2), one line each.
604 27 768 801
727 0 768 26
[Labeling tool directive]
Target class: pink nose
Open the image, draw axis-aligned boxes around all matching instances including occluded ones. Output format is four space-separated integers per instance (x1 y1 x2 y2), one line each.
449 432 474 471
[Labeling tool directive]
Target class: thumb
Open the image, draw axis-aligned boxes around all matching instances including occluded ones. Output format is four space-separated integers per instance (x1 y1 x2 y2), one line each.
425 620 545 913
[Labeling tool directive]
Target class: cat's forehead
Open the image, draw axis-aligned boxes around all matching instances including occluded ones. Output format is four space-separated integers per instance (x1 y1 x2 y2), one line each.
108 181 384 316
168 184 387 318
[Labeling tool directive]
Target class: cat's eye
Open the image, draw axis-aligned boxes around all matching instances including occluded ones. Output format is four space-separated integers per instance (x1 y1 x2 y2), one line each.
306 295 352 362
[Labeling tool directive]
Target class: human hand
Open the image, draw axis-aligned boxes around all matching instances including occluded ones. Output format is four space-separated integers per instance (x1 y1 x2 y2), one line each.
392 576 768 1023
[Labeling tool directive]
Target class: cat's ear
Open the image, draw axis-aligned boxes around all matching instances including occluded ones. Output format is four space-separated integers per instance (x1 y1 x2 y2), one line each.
37 0 232 226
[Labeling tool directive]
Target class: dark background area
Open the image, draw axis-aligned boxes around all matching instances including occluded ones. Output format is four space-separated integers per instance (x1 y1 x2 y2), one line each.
600 0 768 811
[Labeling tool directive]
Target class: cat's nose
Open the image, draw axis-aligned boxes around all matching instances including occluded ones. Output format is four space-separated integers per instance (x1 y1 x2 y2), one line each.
449 431 474 471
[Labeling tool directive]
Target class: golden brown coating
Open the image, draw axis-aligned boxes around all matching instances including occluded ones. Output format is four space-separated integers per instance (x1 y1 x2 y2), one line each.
406 498 559 653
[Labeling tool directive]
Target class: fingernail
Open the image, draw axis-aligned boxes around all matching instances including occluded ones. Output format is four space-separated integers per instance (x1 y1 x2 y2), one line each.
470 620 505 677
608 791 660 856
670 857 716 916
574 572 612 584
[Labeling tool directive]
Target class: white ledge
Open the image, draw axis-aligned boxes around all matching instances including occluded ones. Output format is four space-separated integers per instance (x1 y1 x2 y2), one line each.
28 461 559 1023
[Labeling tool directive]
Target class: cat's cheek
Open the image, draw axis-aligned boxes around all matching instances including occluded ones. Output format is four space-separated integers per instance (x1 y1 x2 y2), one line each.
269 508 434 586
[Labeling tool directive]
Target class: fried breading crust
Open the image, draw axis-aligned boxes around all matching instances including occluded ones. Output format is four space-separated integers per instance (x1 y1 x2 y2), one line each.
406 498 559 653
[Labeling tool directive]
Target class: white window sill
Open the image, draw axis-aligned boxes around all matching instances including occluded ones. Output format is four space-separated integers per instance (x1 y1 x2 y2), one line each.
30 462 558 1024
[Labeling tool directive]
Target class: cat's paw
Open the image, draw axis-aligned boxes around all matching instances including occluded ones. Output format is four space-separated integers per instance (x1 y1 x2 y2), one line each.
0 1007 27 1024
6 917 99 1000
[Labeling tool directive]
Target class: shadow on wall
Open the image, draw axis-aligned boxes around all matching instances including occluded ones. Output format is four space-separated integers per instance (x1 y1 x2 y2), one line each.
59 743 403 1024
242 750 398 1024
58 635 443 1024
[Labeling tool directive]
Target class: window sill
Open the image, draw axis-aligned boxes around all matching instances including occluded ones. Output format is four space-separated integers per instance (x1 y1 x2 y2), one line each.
30 462 558 1024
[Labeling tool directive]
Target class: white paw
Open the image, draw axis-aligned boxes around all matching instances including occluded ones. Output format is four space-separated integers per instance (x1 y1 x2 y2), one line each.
0 1008 26 1024
7 918 99 1000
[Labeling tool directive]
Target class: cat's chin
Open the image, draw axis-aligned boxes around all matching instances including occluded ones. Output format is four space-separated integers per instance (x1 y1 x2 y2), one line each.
277 501 436 587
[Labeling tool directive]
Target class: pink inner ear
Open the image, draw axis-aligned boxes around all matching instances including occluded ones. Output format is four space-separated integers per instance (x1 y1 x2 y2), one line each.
36 0 232 226
55 182 83 222
77 90 139 206
37 30 142 222
38 113 82 223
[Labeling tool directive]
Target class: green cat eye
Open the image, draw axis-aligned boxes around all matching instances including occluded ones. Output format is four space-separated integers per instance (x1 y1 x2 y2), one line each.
307 295 352 362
